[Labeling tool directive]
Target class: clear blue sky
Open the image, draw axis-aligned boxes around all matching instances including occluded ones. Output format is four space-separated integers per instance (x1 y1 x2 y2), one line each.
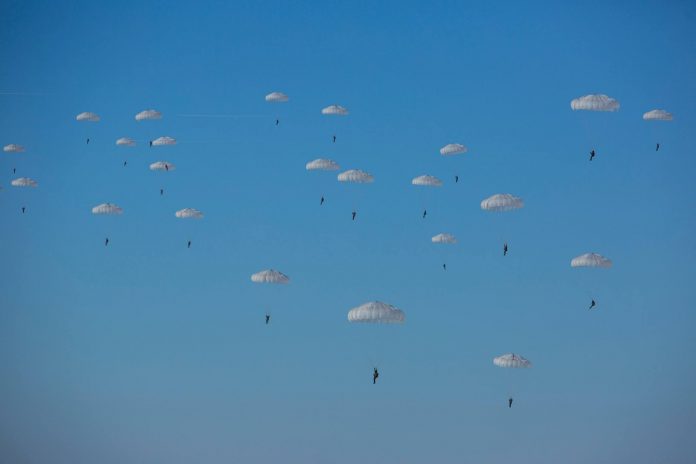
1 1 695 463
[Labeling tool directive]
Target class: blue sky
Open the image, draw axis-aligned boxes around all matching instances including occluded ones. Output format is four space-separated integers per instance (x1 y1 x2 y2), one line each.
1 1 695 463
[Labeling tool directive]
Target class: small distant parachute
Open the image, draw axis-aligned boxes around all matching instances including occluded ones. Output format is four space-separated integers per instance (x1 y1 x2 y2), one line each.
175 208 203 219
116 137 136 147
440 143 467 156
306 158 340 171
570 94 620 112
76 112 100 122
493 353 532 368
412 175 443 187
571 253 612 268
481 193 524 211
3 144 25 153
251 269 290 284
265 92 289 103
432 233 457 244
152 136 176 146
338 169 374 183
92 203 123 215
135 109 162 121
347 301 405 324
643 109 673 121
150 161 176 171
322 104 349 116
11 177 37 188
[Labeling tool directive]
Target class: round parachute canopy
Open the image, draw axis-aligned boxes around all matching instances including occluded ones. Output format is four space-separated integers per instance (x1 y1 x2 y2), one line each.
175 208 203 219
480 193 524 211
348 301 405 324
571 253 612 268
11 177 37 188
150 161 176 171
338 169 374 183
643 109 673 121
92 203 123 215
570 94 620 112
412 175 443 187
152 136 176 146
306 158 340 171
493 353 532 368
251 269 290 284
265 92 289 103
440 143 467 156
76 111 100 122
3 144 25 153
116 137 136 147
432 233 457 244
321 104 349 116
135 109 162 121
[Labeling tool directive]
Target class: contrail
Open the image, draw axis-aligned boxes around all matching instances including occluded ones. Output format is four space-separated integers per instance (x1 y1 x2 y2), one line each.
176 113 268 119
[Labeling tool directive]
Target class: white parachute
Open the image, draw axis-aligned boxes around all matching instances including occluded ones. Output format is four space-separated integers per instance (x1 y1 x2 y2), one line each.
432 233 457 244
347 301 405 324
306 158 340 171
481 193 524 211
265 92 289 103
338 169 374 183
412 175 443 187
439 143 467 156
92 203 123 215
152 136 176 146
76 112 100 122
116 137 136 147
11 177 37 188
3 144 25 153
175 208 203 219
135 109 162 121
251 269 290 284
643 109 673 121
493 353 532 368
571 253 612 268
321 104 349 116
150 161 176 171
570 94 620 112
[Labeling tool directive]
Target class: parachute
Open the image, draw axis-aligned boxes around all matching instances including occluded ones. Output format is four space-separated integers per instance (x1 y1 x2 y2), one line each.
135 109 162 121
439 143 467 156
480 193 524 212
116 137 136 146
3 144 25 153
11 177 37 188
76 112 100 122
494 353 532 368
91 203 123 215
432 233 457 244
643 109 673 121
152 136 176 146
265 92 289 103
175 208 203 219
412 175 443 187
321 104 349 116
347 301 405 324
251 269 290 284
571 253 612 268
150 161 176 171
570 94 620 112
338 169 374 183
306 158 340 171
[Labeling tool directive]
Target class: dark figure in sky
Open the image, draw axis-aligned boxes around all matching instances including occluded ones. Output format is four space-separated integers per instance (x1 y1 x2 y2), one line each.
275 119 279 126
13 167 16 174
508 397 513 408
443 263 447 271
320 196 325 206
332 135 336 143
352 211 357 221
373 367 379 384
187 240 192 249
105 237 109 247
455 175 459 183
86 138 90 145
21 206 26 214
656 143 660 152
589 299 596 310
589 149 595 161
149 140 153 147
422 209 427 219
503 243 508 256
123 161 127 167
265 314 271 325
164 164 169 171
160 188 164 196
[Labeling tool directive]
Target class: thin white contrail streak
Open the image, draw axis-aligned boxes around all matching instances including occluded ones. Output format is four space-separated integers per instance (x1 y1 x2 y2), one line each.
176 113 269 119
